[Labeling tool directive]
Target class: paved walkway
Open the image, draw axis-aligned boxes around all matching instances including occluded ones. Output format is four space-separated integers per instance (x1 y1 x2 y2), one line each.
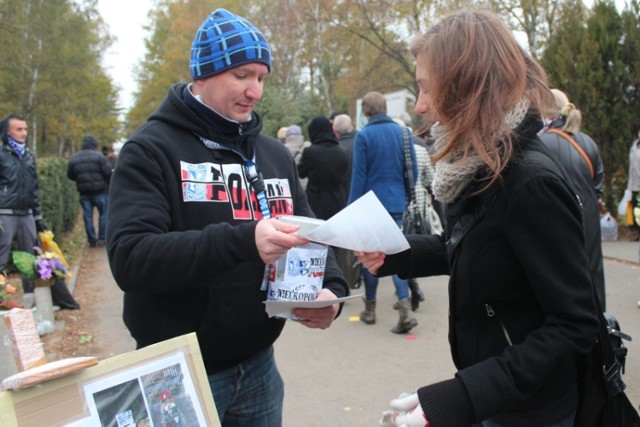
64 240 640 426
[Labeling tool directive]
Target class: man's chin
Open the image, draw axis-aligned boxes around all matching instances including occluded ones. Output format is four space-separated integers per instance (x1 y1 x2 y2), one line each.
233 111 253 123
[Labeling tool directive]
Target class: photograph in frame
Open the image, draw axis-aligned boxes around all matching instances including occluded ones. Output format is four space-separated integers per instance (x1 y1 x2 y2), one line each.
83 351 206 426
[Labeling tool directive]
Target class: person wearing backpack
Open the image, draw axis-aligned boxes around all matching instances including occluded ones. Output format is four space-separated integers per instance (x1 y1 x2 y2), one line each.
539 89 606 309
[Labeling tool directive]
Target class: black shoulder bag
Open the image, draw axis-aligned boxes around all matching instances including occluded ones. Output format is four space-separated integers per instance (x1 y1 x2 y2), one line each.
574 282 640 425
401 128 428 235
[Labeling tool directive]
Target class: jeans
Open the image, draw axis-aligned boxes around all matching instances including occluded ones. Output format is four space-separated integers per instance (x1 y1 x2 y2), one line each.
363 214 409 301
208 346 284 426
79 193 108 244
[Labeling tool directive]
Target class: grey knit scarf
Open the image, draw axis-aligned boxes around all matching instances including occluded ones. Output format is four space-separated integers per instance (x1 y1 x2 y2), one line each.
431 98 529 203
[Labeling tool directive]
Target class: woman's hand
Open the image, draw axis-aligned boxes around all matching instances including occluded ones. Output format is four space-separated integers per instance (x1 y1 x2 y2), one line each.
354 251 386 275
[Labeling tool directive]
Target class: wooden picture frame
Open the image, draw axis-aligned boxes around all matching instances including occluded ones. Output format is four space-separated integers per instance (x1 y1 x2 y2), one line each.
0 333 219 426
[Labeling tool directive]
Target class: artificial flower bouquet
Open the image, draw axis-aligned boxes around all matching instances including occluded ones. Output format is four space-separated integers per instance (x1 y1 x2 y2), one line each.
0 274 20 311
12 247 72 287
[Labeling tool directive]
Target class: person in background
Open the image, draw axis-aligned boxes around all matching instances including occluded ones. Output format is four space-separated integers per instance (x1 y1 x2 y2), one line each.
106 9 348 425
349 91 418 334
539 88 606 309
67 135 112 248
104 147 118 170
627 121 640 241
283 125 309 164
0 114 48 309
358 9 598 426
393 118 442 312
332 113 357 196
629 121 640 285
331 114 362 290
276 126 288 143
328 111 345 124
297 116 349 220
284 124 310 189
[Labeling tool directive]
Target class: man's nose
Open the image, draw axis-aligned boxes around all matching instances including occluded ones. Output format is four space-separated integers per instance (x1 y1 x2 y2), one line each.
246 80 263 100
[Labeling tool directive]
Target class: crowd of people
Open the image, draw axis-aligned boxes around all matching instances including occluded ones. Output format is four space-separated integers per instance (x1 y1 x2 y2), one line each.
3 5 640 426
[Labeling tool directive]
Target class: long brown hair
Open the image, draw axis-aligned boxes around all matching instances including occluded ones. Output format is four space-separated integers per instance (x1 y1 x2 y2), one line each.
410 9 553 187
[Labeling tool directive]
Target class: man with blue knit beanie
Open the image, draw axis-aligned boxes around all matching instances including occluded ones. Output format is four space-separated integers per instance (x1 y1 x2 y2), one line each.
106 9 348 425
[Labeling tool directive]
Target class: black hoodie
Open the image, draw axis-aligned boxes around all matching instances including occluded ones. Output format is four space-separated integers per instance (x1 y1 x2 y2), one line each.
107 83 348 373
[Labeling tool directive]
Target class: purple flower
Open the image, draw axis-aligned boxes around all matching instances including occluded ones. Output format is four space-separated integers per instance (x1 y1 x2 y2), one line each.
51 258 68 275
36 258 53 280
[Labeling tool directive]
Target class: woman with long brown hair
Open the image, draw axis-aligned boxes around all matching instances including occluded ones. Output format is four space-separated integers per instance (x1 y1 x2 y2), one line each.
358 9 598 426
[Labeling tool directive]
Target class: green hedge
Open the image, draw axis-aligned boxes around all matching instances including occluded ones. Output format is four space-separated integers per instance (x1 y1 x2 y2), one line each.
37 157 79 236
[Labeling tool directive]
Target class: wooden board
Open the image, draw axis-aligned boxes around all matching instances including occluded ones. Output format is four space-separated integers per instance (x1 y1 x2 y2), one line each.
0 333 219 426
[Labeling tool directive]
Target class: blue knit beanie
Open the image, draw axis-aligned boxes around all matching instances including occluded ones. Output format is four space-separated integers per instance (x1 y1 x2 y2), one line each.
190 9 272 80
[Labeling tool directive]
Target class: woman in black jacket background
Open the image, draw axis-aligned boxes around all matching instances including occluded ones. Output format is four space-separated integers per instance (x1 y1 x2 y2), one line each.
297 116 349 220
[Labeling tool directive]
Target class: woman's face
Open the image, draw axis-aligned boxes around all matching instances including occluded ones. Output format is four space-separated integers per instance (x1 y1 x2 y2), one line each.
414 57 440 124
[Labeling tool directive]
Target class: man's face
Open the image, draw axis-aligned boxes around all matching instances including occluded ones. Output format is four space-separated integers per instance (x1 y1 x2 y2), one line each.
193 63 269 123
8 118 28 143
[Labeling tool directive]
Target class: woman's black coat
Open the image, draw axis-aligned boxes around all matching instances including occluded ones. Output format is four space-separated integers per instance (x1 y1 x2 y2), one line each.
379 117 598 426
297 135 349 220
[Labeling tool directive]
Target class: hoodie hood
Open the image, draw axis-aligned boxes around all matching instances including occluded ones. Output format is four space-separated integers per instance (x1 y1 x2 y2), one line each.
308 116 338 145
148 83 264 158
82 135 99 150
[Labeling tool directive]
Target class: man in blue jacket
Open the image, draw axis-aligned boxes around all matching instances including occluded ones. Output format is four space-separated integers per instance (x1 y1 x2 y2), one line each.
348 91 418 334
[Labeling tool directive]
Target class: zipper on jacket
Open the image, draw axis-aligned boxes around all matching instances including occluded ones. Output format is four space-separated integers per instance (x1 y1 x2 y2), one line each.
485 304 513 346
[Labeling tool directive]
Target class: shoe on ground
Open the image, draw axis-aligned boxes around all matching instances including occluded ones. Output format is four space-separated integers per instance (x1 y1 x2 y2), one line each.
390 318 418 334
410 288 425 311
96 240 106 247
88 241 97 247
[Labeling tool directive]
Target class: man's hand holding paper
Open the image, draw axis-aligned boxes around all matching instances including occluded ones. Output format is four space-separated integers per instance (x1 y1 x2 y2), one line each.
255 218 310 264
292 289 339 329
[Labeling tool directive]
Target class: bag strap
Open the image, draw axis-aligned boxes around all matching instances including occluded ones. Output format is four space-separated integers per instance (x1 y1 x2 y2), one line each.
402 128 416 204
546 128 595 179
591 288 629 397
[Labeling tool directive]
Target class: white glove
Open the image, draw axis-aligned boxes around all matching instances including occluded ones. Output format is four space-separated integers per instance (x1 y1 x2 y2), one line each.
390 392 420 413
379 392 429 427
